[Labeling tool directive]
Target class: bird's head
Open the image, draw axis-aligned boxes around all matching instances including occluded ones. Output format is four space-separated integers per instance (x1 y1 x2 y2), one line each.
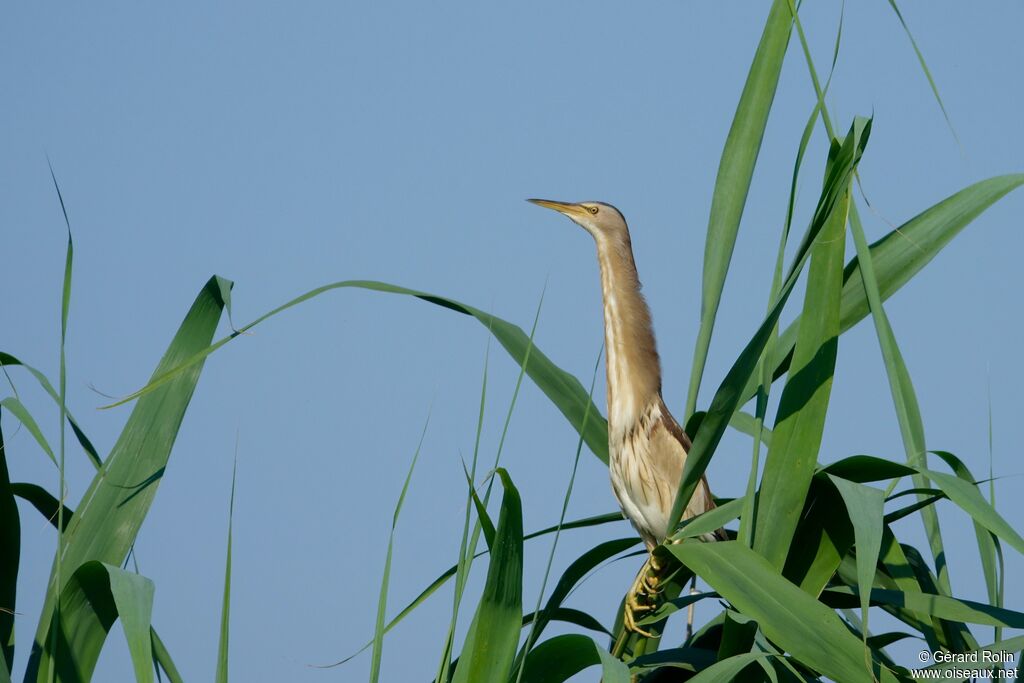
527 199 628 242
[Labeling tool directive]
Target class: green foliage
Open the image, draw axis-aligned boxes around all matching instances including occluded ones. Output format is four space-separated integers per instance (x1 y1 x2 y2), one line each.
1 2 1021 682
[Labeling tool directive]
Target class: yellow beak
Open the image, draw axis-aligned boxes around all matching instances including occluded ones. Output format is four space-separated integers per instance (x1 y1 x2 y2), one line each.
527 198 589 219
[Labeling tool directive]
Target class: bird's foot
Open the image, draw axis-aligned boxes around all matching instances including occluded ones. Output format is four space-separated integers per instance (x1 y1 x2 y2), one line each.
623 555 667 637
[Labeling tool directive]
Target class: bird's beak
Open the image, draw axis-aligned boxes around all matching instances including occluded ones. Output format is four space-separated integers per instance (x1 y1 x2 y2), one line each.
527 198 589 219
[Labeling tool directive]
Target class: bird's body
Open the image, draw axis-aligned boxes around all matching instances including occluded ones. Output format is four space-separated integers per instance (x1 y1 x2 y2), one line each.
529 199 715 548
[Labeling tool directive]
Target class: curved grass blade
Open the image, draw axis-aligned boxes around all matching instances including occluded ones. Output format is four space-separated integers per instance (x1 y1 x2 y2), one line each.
918 467 1024 554
884 0 959 145
518 634 629 683
0 398 56 467
0 415 17 673
521 608 610 638
451 469 523 683
36 561 155 683
28 276 228 681
371 414 428 683
753 139 850 568
0 354 100 469
103 281 609 465
668 117 870 536
685 0 794 420
671 541 900 683
820 455 916 483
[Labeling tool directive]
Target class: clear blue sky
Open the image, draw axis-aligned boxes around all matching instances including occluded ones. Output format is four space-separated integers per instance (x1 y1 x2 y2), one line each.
2 3 1022 680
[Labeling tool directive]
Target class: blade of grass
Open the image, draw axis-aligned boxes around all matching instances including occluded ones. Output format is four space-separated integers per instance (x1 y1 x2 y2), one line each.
820 587 1024 629
753 139 849 568
37 561 155 683
741 0 843 552
370 413 429 683
789 9 953 596
884 0 959 146
451 469 523 683
28 276 228 681
151 629 184 683
215 445 239 683
518 634 630 683
514 344 602 683
0 398 56 467
685 0 794 420
439 291 544 683
668 117 870 537
827 475 884 671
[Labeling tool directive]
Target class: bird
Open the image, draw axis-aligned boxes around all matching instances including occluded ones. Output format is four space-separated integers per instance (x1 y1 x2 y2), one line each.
528 198 720 637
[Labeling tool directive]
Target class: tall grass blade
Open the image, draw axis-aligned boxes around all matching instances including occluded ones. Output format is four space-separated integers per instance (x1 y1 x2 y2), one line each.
451 469 523 683
150 630 183 683
28 276 228 681
370 414 428 683
820 587 1024 629
685 0 793 420
753 140 849 568
668 117 870 535
215 448 239 683
884 0 959 146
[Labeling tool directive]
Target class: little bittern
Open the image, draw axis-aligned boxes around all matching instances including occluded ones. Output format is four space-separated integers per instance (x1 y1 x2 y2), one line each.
529 199 719 636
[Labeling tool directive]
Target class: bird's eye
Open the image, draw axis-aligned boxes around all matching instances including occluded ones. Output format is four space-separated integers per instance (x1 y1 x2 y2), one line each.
587 206 599 215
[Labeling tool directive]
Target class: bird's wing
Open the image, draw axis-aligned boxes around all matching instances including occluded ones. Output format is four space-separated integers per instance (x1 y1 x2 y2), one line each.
650 400 716 521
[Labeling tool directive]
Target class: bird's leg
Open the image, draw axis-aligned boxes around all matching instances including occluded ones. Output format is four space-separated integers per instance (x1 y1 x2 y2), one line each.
624 551 672 637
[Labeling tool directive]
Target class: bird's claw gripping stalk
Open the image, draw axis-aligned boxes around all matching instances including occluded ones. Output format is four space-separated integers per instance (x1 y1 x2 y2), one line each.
623 554 668 637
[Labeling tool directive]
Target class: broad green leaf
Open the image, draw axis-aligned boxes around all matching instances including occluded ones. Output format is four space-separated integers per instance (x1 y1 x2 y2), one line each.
821 587 1024 629
28 276 228 680
518 634 630 683
216 453 239 683
754 138 849 568
782 477 853 596
0 415 17 673
685 0 794 420
671 541 899 683
451 469 523 683
827 476 884 647
671 496 743 542
371 416 428 683
35 561 155 683
669 117 871 535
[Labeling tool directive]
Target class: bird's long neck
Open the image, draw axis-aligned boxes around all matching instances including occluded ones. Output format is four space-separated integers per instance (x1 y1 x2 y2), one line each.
594 233 662 437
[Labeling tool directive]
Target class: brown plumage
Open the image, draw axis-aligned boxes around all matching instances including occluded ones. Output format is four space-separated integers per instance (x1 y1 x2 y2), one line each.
529 198 718 635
